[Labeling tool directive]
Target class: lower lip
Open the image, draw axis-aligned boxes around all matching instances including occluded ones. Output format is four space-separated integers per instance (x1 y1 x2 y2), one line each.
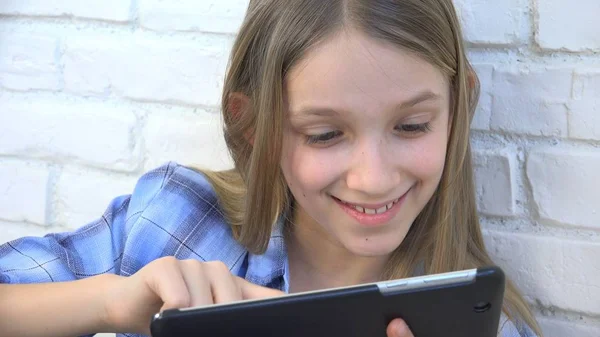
333 189 410 227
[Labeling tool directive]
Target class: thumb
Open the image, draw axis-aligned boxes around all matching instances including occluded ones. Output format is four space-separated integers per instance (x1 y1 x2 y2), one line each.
387 319 414 337
235 277 286 300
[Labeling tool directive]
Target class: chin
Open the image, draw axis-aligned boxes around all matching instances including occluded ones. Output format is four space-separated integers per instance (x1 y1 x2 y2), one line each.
345 239 401 257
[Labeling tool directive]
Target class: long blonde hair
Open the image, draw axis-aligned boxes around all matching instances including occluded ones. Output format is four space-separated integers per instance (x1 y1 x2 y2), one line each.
200 0 542 335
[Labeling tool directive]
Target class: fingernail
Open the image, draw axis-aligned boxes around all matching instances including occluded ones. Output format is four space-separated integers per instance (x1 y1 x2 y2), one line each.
394 320 408 337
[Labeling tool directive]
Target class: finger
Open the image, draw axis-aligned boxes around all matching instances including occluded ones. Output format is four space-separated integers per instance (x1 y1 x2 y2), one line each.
203 261 243 304
145 257 191 312
235 276 286 300
386 319 414 337
179 259 214 307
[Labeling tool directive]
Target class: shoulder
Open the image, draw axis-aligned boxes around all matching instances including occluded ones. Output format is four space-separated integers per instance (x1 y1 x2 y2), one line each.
127 161 218 214
136 162 224 227
121 162 247 274
125 161 226 227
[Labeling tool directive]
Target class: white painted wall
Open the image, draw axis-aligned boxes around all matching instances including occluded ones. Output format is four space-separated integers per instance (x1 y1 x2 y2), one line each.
0 0 598 336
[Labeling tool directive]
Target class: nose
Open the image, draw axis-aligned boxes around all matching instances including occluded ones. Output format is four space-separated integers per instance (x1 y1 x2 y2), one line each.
345 137 401 197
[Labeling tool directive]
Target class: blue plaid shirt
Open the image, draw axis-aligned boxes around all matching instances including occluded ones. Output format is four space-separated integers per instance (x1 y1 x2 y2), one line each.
0 162 535 337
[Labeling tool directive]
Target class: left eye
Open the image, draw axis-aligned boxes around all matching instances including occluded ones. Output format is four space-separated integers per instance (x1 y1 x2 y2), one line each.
396 122 432 133
305 130 343 144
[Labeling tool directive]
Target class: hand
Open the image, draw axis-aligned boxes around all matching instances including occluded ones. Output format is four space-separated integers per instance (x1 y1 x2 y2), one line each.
387 318 415 337
100 257 284 335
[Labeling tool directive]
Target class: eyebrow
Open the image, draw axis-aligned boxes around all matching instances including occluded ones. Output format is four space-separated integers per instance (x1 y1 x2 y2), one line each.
292 91 442 117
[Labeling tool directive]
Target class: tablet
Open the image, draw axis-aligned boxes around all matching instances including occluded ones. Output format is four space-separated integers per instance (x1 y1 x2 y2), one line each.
150 265 505 337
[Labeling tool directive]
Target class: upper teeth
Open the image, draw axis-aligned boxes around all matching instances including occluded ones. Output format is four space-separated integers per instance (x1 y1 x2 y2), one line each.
345 199 399 214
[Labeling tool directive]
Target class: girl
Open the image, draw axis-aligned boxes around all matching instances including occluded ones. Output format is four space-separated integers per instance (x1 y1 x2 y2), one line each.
0 0 543 336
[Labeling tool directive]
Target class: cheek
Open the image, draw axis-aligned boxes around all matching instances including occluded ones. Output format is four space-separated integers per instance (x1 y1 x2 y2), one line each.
403 132 448 182
281 137 340 195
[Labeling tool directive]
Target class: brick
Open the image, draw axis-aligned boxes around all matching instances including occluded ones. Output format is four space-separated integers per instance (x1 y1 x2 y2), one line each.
494 68 573 104
484 230 600 315
139 0 248 34
492 98 568 136
538 317 600 337
472 64 494 96
471 64 494 130
0 161 49 225
537 0 600 51
526 149 600 229
0 34 60 91
454 0 528 45
64 37 229 107
573 70 600 101
570 71 600 141
144 111 234 171
471 92 491 131
0 97 138 171
55 168 138 229
491 68 572 136
473 151 515 217
0 0 132 22
0 221 55 245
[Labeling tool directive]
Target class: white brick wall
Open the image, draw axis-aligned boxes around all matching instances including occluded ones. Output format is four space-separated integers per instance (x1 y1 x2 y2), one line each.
138 0 248 34
0 1 133 22
63 36 231 106
485 231 600 315
0 161 49 225
571 71 600 140
0 1 599 335
54 167 139 229
527 149 600 229
491 68 572 137
537 0 600 52
473 150 516 217
0 95 139 171
454 0 530 45
0 34 60 91
538 317 600 337
143 110 232 171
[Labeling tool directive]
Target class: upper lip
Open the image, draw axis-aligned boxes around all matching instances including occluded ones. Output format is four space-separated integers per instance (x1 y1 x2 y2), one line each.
333 189 409 209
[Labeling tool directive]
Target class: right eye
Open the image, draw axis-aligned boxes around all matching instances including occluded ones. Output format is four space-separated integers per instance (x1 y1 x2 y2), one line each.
305 130 343 145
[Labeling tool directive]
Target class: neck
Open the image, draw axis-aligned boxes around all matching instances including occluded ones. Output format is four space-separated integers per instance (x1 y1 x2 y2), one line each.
285 210 390 293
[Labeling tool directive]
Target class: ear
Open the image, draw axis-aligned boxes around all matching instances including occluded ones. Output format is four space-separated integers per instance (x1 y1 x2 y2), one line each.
227 92 254 146
227 92 250 119
467 70 476 90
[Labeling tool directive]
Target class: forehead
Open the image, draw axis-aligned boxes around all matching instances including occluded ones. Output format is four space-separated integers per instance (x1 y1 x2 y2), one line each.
285 30 449 113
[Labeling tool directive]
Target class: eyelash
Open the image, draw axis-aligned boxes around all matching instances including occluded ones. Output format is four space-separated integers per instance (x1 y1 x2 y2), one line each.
305 122 432 145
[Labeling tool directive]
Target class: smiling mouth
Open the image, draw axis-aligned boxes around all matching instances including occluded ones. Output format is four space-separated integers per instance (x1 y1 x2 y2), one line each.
331 196 404 215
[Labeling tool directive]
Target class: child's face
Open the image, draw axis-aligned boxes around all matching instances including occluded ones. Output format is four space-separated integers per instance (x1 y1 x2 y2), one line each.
281 29 451 257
